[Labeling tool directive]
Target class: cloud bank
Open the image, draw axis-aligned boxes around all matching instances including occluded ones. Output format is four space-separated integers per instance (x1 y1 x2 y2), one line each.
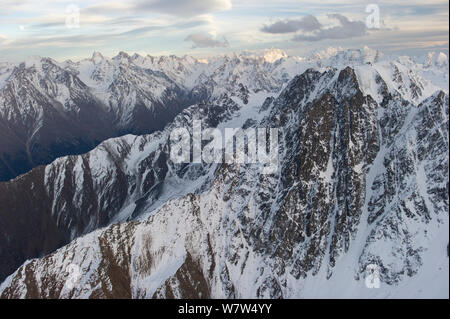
84 0 232 17
139 0 232 17
0 0 448 61
262 13 368 42
293 14 367 41
184 33 229 48
261 15 321 34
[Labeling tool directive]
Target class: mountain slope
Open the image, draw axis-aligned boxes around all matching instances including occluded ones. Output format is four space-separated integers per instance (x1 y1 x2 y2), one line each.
0 58 116 181
0 55 196 181
0 91 247 282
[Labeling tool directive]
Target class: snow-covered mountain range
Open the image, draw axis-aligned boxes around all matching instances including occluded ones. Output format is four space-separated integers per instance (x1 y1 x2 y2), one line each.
0 47 448 298
1 47 447 183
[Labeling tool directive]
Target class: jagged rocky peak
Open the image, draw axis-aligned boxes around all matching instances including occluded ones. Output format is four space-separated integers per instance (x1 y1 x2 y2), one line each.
91 51 105 63
131 52 141 59
23 55 44 68
311 47 383 67
239 48 289 63
424 51 449 68
110 51 135 66
263 48 289 63
0 63 15 90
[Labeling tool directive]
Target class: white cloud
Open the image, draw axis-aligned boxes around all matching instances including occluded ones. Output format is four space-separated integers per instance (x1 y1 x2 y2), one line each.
0 0 448 60
293 14 367 41
138 0 232 16
184 33 229 48
261 15 322 34
83 0 232 17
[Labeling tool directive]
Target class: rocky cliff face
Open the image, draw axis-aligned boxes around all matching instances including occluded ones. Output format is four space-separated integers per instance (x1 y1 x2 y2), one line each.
0 57 448 298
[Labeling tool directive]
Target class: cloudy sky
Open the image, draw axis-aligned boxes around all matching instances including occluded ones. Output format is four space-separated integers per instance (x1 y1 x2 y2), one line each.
0 0 448 61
